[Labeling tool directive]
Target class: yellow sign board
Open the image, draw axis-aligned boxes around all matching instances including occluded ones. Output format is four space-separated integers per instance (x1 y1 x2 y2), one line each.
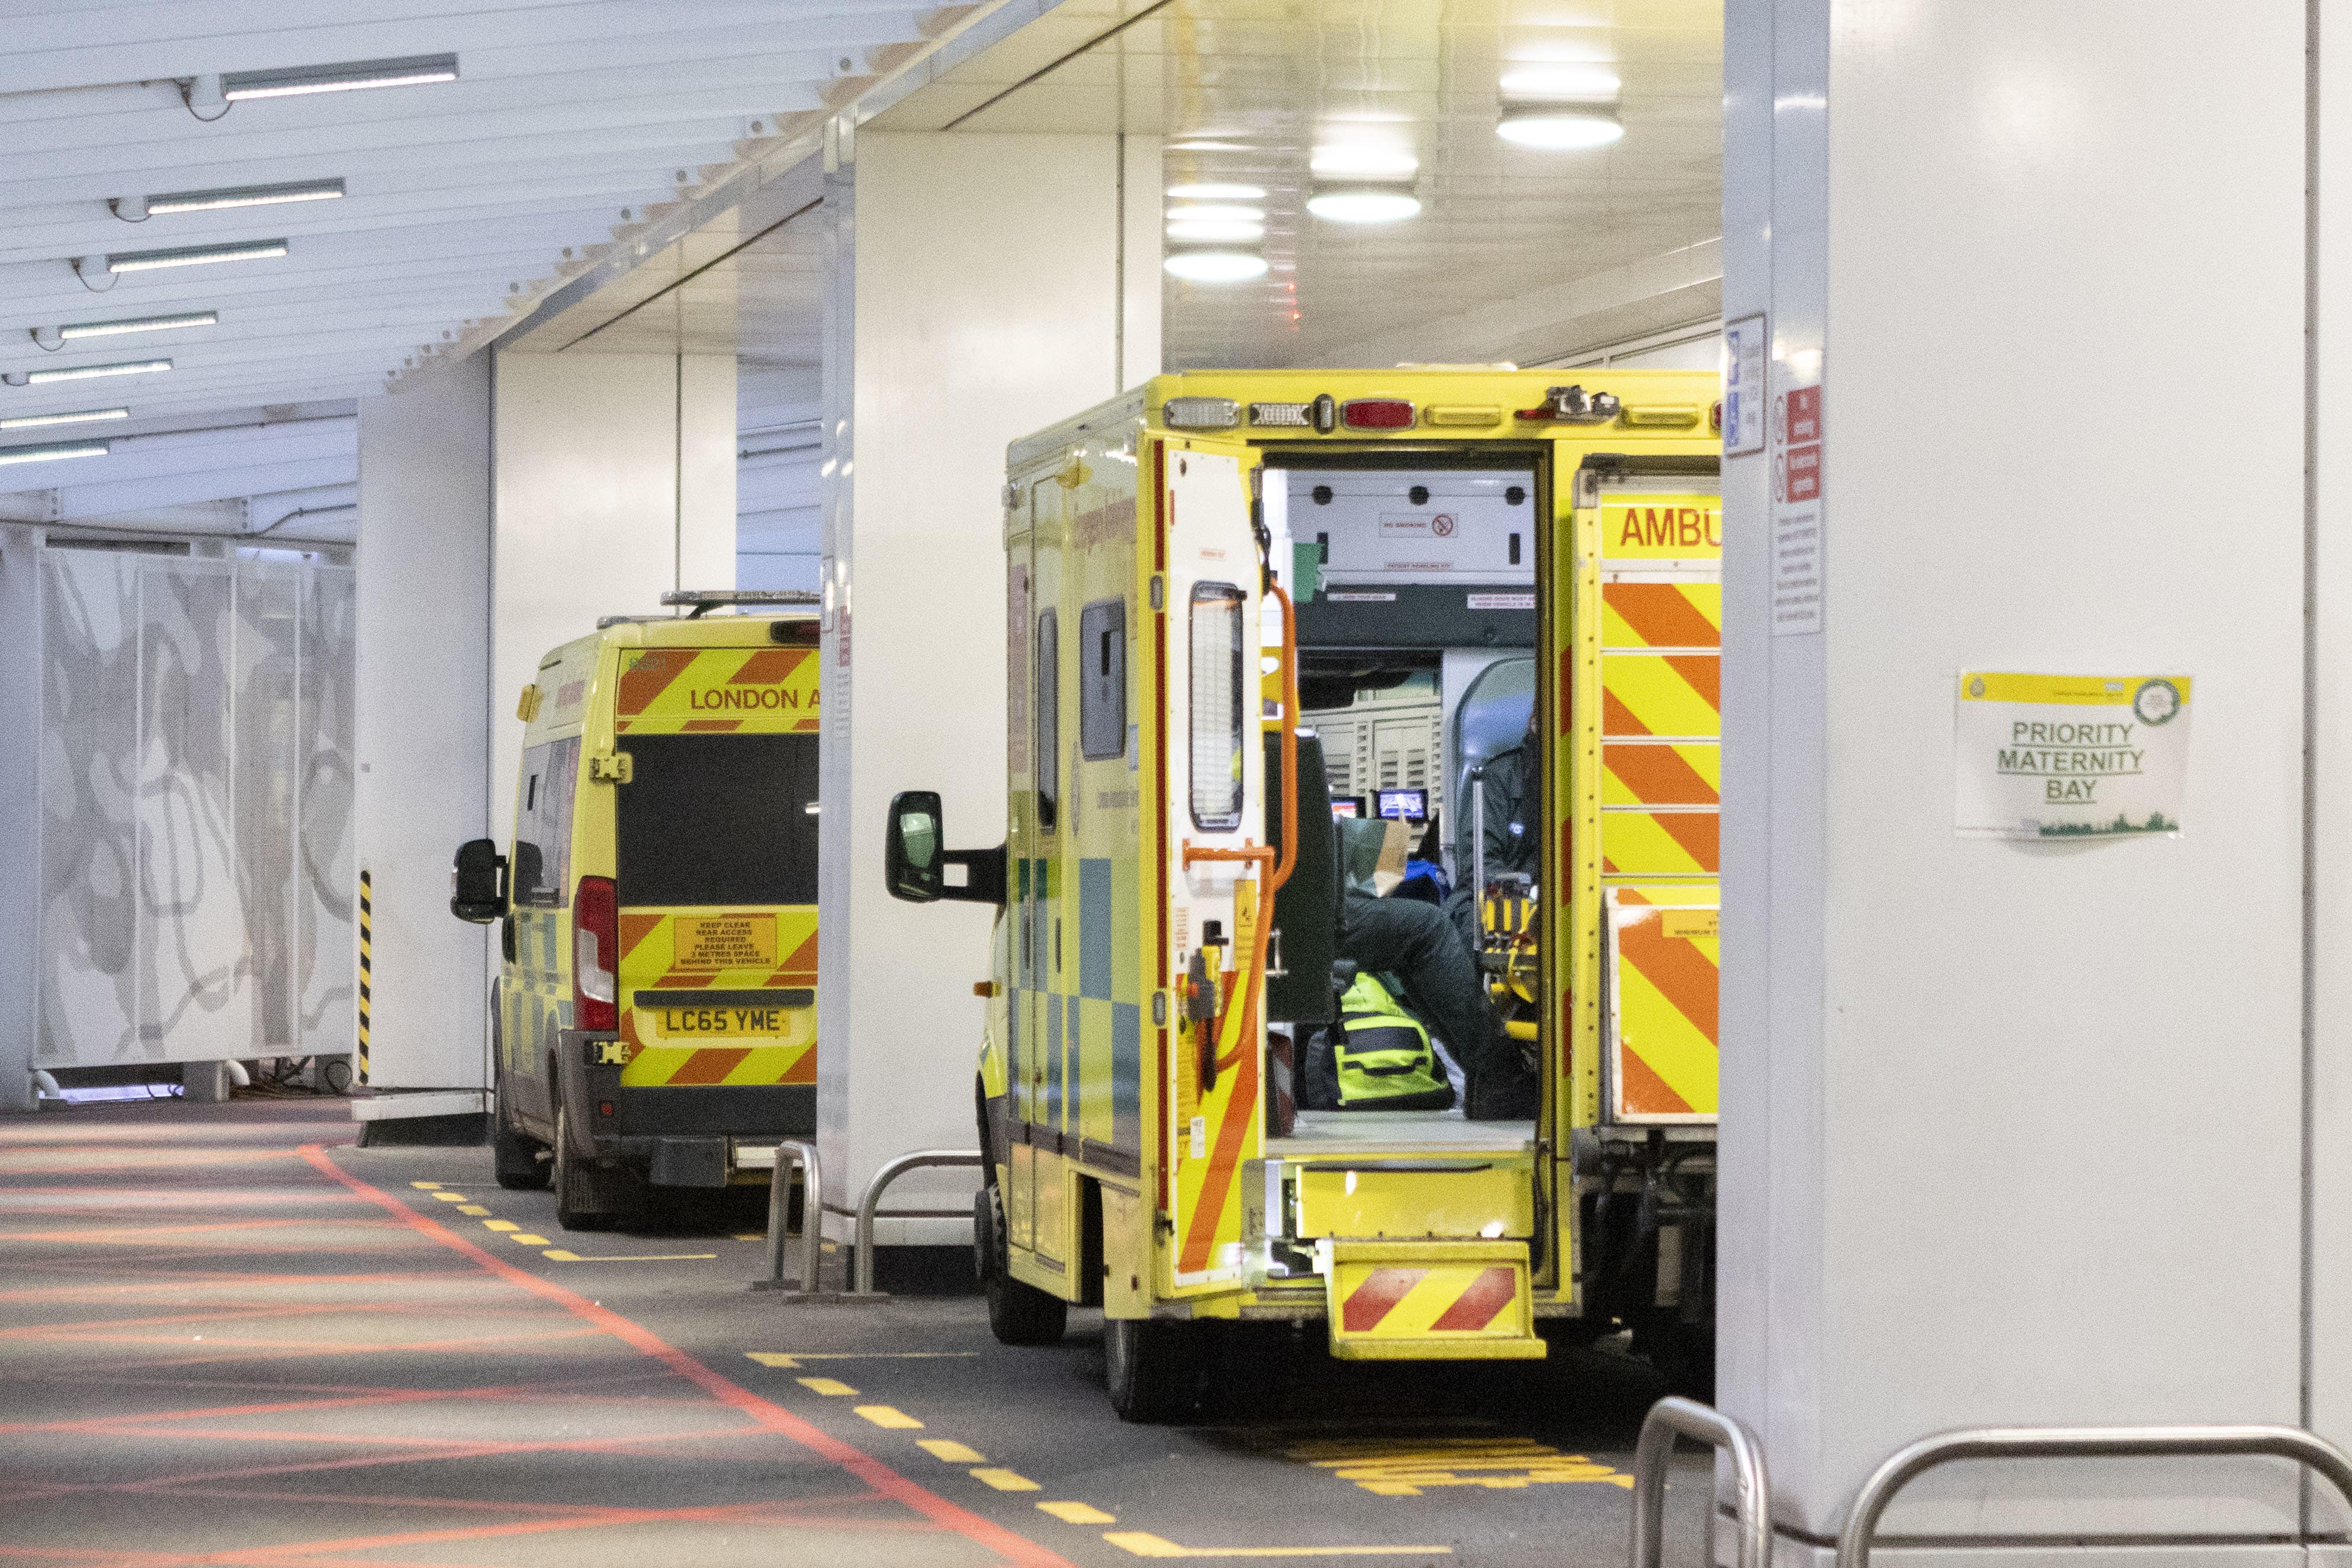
673 914 777 971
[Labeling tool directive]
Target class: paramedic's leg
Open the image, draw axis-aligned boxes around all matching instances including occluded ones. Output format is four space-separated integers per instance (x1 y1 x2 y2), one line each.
1342 895 1535 1118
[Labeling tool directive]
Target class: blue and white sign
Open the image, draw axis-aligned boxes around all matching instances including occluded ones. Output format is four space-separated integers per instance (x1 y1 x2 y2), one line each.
1723 313 1766 457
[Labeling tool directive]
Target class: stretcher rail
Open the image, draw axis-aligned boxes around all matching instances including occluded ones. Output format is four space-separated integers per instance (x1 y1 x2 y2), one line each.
1630 1396 1771 1568
751 1139 823 1294
1836 1424 2352 1568
853 1149 983 1296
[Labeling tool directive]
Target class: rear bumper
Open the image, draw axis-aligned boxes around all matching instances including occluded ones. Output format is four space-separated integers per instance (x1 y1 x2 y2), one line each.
558 1030 814 1181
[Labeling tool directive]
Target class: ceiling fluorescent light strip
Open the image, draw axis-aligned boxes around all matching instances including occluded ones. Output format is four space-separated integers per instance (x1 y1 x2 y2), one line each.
0 441 108 466
143 179 345 216
221 54 458 100
107 241 287 272
59 311 217 340
0 407 130 430
24 359 171 384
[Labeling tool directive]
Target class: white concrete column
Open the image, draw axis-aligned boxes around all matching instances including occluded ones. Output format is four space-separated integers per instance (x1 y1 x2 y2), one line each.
1721 0 2312 1558
356 360 494 1098
0 525 40 1113
816 125 1161 1241
489 351 736 807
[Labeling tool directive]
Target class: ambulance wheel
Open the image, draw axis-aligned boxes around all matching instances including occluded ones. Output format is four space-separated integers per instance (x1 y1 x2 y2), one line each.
977 1187 1067 1346
493 1124 550 1191
1105 1317 1203 1424
552 1104 621 1231
491 1070 549 1191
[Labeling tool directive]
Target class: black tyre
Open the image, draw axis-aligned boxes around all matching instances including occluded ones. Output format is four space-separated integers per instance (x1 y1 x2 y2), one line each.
552 1104 621 1230
1105 1316 1204 1424
491 1068 550 1190
976 1185 1067 1346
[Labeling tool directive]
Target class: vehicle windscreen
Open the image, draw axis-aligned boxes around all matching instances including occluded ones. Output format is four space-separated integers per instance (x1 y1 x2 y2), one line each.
616 733 818 907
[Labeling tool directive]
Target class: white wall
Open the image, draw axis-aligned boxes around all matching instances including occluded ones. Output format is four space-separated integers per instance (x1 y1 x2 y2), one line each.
1722 0 2310 1553
0 526 40 1111
355 360 492 1094
489 351 735 809
817 126 1160 1238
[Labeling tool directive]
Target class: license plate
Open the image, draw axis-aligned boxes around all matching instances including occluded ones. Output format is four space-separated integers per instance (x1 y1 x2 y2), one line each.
655 1004 794 1037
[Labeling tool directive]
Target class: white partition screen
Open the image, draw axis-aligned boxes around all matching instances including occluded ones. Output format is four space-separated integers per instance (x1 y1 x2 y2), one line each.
39 547 356 1068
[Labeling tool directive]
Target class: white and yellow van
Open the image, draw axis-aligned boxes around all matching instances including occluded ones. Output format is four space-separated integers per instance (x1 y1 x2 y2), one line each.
451 592 821 1229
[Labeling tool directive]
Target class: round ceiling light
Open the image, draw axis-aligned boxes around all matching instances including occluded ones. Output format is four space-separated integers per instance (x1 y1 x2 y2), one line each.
1496 104 1625 149
1167 182 1267 201
1167 219 1265 242
1306 184 1421 224
1164 248 1268 283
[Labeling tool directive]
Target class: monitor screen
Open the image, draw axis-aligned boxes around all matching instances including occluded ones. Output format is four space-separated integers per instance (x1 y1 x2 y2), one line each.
1331 796 1364 819
1376 788 1428 823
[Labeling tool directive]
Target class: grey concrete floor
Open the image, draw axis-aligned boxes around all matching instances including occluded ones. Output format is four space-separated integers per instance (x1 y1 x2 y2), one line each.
0 1098 1715 1568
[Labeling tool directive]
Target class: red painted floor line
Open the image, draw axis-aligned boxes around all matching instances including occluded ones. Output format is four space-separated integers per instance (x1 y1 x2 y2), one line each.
299 1144 1079 1568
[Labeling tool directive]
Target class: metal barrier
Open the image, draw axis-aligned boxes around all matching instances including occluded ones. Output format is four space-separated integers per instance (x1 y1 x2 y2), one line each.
751 1139 823 1294
1631 1396 1772 1568
853 1149 982 1295
1837 1425 2352 1568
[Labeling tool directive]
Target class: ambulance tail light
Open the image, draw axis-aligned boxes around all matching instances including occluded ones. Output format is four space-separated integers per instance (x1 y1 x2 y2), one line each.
573 875 618 1032
1341 398 1414 429
1711 399 1724 433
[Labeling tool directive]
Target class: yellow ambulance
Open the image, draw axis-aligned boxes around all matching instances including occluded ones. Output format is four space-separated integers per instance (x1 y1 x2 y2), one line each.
451 592 821 1229
885 370 1722 1418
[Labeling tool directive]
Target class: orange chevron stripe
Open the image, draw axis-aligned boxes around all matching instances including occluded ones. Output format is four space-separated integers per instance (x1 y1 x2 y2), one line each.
1616 915 1718 1049
1602 689 1650 737
1604 744 1717 807
619 912 663 960
1617 1047 1695 1116
1666 654 1719 711
730 648 812 685
616 649 695 716
667 1048 751 1085
1604 583 1720 649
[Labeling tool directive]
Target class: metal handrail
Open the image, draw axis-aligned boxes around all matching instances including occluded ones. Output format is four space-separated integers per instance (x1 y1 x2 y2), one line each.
853 1149 982 1295
1631 1396 1772 1568
751 1139 822 1294
1837 1424 2352 1568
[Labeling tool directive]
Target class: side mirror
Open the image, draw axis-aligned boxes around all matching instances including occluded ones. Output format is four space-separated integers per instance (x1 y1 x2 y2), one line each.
885 791 945 903
449 838 509 924
884 790 1007 906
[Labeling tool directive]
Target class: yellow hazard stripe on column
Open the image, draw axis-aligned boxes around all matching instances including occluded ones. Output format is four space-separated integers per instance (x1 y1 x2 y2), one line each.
615 646 819 734
357 869 372 1084
1601 652 1718 740
1601 581 1721 650
1607 891 1718 1119
1602 741 1720 807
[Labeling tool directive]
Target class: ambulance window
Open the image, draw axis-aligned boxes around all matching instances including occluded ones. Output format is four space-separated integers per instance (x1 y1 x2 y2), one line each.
616 733 818 907
1079 598 1126 760
1036 610 1059 831
513 735 580 908
1188 583 1245 831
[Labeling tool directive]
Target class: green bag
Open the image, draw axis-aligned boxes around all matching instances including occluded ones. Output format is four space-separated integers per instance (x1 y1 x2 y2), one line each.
1330 972 1457 1111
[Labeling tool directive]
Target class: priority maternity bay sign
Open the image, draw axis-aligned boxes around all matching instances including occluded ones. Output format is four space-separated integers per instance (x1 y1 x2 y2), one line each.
1955 671 2192 839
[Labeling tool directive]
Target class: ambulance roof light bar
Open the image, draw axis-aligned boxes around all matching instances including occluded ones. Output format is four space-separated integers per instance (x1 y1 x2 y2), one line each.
658 589 822 619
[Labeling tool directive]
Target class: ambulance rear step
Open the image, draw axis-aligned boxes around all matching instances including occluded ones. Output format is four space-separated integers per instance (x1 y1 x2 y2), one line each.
1319 1239 1547 1361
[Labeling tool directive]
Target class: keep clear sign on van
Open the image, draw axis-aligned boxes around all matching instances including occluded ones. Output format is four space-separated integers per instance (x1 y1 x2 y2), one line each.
1954 672 2192 839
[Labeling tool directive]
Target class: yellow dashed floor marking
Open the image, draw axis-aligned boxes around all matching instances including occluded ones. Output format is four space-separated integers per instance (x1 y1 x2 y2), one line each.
482 1220 519 1232
410 1182 442 1190
854 1405 923 1429
541 1249 718 1263
971 1468 1040 1492
508 1233 550 1246
430 1192 468 1203
797 1377 858 1396
1038 1501 1116 1524
746 1351 981 1368
1281 1437 1631 1496
1103 1535 1449 1559
919 1440 986 1463
456 1205 490 1216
